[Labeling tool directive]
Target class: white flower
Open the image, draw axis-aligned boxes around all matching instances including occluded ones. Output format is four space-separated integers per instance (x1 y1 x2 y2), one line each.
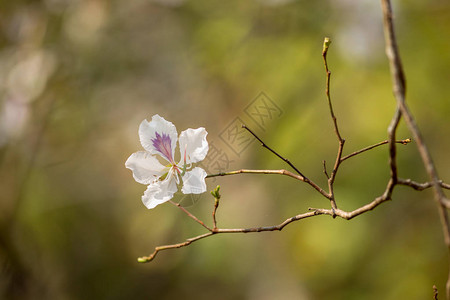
125 115 209 209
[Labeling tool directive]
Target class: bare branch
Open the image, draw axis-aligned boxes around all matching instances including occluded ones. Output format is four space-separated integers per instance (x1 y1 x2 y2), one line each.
322 37 343 212
212 202 219 230
322 160 330 179
137 232 215 263
387 108 402 184
398 178 450 191
398 179 450 208
207 169 302 180
140 188 396 263
240 124 331 198
241 125 307 179
322 37 344 144
215 211 319 233
381 0 450 249
341 139 411 162
170 201 212 232
206 169 329 199
381 0 450 296
137 209 320 263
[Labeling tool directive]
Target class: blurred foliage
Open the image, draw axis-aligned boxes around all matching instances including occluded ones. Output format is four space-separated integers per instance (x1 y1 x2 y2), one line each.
0 0 449 299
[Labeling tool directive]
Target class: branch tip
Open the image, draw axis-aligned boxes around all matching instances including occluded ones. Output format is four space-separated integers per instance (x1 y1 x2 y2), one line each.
323 37 332 55
138 257 151 263
211 185 221 200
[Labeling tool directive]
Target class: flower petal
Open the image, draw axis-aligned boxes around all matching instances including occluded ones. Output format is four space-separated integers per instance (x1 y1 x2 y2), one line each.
178 128 208 164
139 115 178 162
181 167 207 194
125 151 166 184
142 177 178 209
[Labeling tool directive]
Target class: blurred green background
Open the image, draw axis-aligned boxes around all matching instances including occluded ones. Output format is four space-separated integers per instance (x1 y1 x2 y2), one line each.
1 0 449 299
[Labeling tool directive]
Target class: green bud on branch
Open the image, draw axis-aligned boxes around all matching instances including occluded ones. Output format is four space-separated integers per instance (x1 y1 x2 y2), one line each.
323 37 332 55
211 185 221 200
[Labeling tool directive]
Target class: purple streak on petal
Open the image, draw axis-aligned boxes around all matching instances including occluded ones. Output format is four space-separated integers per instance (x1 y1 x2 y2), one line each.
152 132 173 162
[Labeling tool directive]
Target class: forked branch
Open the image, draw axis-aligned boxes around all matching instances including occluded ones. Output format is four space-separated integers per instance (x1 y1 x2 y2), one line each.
140 8 450 298
139 35 450 266
381 0 450 297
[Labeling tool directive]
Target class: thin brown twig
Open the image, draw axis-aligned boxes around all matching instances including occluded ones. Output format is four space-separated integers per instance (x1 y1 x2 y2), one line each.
398 178 450 191
322 160 330 179
341 139 411 162
322 37 344 212
241 125 307 180
137 211 321 263
206 169 302 180
387 107 402 184
330 141 345 187
137 232 215 263
170 201 212 232
322 37 344 144
240 125 334 198
206 169 329 199
212 197 220 230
